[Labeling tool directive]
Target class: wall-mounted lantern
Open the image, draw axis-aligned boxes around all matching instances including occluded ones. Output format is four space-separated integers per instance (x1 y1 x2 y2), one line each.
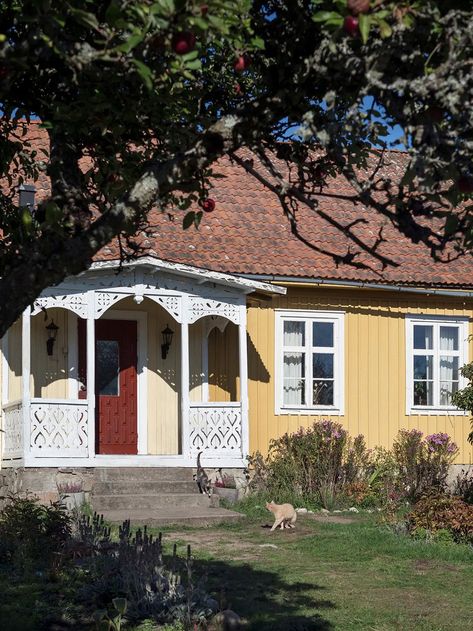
161 324 174 360
19 184 36 212
46 320 59 356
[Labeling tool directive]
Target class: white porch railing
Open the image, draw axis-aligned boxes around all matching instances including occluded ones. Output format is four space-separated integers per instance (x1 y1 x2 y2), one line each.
29 399 89 458
189 402 242 456
2 400 23 460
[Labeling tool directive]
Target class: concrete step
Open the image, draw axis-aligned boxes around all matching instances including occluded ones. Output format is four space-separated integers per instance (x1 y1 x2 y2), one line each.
92 492 211 511
99 506 244 527
93 480 197 495
94 467 194 482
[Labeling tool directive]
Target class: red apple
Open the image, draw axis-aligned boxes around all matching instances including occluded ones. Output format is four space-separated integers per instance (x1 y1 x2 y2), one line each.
234 54 251 73
457 176 473 194
347 0 370 15
171 32 196 55
201 198 216 212
344 15 359 37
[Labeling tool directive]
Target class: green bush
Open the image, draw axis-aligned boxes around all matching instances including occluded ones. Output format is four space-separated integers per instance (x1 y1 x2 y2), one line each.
248 424 459 510
407 494 473 544
453 468 473 505
0 495 71 573
248 420 371 508
393 430 458 502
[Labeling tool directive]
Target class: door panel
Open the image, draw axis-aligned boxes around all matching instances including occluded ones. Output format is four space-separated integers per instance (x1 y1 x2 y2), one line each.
78 319 138 454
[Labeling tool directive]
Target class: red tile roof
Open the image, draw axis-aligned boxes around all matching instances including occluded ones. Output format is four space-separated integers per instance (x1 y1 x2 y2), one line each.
6 123 473 289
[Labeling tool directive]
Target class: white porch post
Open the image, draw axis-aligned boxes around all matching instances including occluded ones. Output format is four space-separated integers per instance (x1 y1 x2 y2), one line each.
22 308 31 458
86 292 96 459
238 303 249 458
180 300 190 461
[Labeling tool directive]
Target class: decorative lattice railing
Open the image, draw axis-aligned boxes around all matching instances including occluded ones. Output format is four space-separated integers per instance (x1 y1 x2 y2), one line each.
2 400 23 460
189 403 242 457
29 399 89 458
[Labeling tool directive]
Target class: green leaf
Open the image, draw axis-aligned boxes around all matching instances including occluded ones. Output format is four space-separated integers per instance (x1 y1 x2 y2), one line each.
312 11 342 23
117 32 144 53
131 60 153 90
105 0 122 25
194 211 203 228
359 13 371 44
185 59 202 71
378 19 392 39
183 211 195 229
69 8 100 31
112 598 127 615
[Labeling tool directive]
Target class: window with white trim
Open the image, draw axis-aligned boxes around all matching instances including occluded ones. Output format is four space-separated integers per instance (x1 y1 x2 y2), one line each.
406 316 468 414
276 311 344 414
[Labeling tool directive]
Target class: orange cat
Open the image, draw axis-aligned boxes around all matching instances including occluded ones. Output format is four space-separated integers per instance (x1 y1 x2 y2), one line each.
266 501 297 531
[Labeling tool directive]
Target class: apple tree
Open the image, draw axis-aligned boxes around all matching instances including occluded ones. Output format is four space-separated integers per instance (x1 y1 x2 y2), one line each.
1 0 473 337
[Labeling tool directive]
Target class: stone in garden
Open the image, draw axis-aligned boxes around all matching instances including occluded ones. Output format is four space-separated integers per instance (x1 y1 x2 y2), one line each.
349 507 359 513
320 508 330 514
296 507 308 513
333 509 342 514
259 543 278 549
209 609 243 631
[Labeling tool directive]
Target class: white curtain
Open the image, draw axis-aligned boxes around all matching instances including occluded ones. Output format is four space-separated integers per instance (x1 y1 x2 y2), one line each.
440 326 458 351
283 321 305 347
283 352 305 404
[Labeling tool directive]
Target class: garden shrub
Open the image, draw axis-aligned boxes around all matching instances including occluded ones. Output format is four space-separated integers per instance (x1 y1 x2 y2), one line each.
407 494 473 544
248 420 371 508
78 517 216 627
0 495 71 573
393 429 458 502
453 468 473 505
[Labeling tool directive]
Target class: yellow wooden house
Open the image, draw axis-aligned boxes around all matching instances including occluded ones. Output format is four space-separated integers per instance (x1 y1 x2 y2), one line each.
1 138 473 478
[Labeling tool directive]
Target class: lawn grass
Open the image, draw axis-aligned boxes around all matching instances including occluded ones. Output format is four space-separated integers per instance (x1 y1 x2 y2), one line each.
1 506 472 630
158 506 473 631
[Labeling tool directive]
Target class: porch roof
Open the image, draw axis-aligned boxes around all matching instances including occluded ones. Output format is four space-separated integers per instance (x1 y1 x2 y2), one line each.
86 256 286 296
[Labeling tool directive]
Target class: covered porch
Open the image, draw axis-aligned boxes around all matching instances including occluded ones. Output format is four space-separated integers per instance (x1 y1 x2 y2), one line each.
1 257 282 468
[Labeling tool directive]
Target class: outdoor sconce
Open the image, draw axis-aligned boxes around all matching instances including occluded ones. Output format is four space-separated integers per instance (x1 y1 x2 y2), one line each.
46 320 59 356
19 184 36 212
161 324 174 360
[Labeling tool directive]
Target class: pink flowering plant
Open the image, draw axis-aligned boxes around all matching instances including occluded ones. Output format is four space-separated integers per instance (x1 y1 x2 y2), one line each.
248 420 371 509
393 429 458 502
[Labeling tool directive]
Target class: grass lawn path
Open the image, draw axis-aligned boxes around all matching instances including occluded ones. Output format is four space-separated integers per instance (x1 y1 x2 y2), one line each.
159 512 473 631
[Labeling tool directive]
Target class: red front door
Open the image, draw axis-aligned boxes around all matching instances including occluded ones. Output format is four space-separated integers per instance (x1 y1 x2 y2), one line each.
78 319 138 454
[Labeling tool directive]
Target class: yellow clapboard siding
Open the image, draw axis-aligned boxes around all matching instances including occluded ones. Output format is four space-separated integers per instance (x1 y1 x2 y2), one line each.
247 287 473 464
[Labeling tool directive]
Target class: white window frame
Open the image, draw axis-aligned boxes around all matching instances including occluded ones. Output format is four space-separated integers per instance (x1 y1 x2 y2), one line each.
405 315 469 415
275 310 344 415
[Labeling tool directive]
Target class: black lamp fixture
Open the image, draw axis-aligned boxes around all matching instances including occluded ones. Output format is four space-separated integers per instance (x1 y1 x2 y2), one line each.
161 324 174 360
19 184 36 212
46 320 59 356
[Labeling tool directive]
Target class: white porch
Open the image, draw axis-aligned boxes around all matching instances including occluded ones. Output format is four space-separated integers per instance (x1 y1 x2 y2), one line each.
0 257 282 468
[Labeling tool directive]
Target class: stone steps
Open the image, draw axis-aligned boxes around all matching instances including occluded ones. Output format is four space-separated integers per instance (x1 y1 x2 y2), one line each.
93 480 197 495
90 467 241 526
99 506 244 527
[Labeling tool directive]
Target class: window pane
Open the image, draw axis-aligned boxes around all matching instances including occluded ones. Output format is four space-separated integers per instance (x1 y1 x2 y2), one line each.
413 325 433 350
313 322 333 347
440 356 459 381
413 381 433 406
283 321 305 346
414 355 433 380
283 352 305 405
313 381 334 405
96 340 119 396
313 353 334 378
440 326 459 351
440 381 459 406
